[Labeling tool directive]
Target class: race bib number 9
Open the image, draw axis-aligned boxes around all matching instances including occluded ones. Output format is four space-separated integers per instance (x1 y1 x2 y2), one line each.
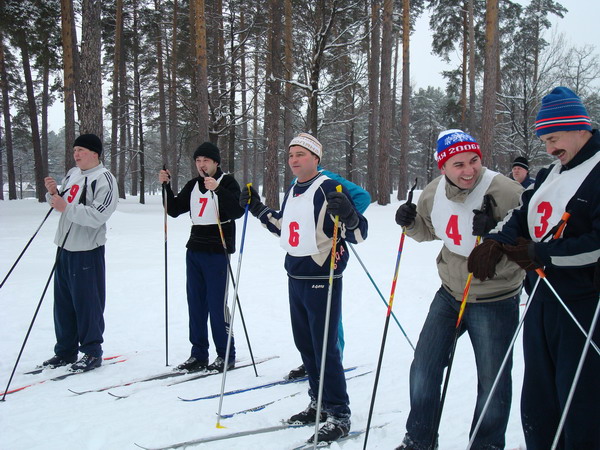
67 184 80 203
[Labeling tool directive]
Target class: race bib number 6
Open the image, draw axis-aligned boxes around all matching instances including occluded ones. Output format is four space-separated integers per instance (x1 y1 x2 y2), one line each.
289 222 300 247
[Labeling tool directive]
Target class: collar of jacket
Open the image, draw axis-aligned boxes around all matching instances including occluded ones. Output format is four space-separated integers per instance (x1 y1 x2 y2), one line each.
444 166 487 203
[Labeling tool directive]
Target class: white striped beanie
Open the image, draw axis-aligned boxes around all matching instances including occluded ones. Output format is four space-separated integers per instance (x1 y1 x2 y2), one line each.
535 86 592 137
289 133 323 159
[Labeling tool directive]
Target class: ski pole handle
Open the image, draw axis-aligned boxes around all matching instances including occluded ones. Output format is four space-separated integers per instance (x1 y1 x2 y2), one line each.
245 183 252 205
535 211 571 278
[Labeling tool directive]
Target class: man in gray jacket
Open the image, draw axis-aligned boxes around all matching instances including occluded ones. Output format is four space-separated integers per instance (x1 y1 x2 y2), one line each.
42 134 118 372
394 129 523 450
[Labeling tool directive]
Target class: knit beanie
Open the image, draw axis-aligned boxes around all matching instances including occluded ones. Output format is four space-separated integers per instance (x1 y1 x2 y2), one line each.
435 129 481 169
289 133 323 159
193 142 221 164
512 156 529 171
535 86 592 137
73 133 102 156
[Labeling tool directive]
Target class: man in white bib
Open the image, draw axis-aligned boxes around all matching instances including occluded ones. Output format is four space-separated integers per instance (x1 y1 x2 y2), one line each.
159 142 245 373
394 130 524 450
42 134 118 373
469 86 600 449
240 133 368 445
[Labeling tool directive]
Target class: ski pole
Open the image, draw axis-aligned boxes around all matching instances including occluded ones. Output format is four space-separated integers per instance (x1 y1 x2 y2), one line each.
206 174 258 376
313 184 343 450
466 211 571 449
551 294 600 450
0 187 68 290
348 243 415 351
216 183 253 428
363 179 417 450
1 223 73 402
162 165 169 367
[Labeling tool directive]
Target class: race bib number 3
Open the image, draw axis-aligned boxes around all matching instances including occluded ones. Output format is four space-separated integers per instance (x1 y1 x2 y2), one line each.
534 201 552 238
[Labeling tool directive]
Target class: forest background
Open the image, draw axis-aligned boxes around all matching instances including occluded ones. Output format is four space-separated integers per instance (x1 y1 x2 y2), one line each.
1 0 599 207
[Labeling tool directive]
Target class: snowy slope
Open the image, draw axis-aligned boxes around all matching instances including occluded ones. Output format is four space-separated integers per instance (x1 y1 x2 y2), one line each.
0 196 526 449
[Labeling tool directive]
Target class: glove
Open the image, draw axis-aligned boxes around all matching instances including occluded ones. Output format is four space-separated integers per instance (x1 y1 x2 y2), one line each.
467 239 504 281
472 208 497 236
395 203 417 227
501 237 540 272
326 192 359 229
239 185 265 217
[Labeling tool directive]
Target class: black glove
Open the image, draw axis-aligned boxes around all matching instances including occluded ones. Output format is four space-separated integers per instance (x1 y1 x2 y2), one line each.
467 239 504 281
472 210 497 236
502 237 540 272
239 185 265 217
326 192 359 229
395 203 417 227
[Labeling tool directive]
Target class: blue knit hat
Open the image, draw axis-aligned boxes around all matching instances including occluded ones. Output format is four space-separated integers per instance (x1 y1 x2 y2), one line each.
535 87 592 137
435 129 481 169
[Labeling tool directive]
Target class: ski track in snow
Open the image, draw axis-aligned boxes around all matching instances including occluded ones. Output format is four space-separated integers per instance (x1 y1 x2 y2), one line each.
0 195 526 449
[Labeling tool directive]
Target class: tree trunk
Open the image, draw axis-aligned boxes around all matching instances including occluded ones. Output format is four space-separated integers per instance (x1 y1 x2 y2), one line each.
481 0 499 164
154 0 168 170
193 0 209 145
168 0 179 190
282 0 293 187
398 0 410 201
110 0 123 177
377 0 393 205
468 0 476 132
263 0 283 209
240 6 249 184
133 0 144 203
60 0 77 172
78 0 103 137
367 0 380 199
18 33 45 202
0 31 16 199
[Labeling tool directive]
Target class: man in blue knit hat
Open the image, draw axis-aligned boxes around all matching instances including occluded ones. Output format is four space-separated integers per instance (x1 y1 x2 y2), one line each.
469 86 600 449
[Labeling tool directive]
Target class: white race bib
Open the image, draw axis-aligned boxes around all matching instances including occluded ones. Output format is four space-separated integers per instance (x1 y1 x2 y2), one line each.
280 176 328 256
527 152 600 242
189 175 224 225
431 169 498 257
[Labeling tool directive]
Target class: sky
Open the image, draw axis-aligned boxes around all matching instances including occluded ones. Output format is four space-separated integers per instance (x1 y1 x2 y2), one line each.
47 0 599 133
410 0 600 90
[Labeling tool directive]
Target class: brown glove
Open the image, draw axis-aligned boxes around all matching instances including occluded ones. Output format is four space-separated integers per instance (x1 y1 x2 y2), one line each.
467 239 504 281
502 237 540 271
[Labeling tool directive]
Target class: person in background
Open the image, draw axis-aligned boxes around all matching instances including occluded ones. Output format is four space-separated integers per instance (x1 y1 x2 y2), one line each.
159 142 245 373
42 133 118 372
394 129 523 449
468 86 600 449
511 156 535 188
241 132 368 445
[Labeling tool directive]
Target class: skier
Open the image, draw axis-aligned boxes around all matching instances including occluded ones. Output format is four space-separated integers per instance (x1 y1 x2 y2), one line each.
394 129 524 449
240 133 368 444
468 86 600 449
42 133 118 372
159 142 245 373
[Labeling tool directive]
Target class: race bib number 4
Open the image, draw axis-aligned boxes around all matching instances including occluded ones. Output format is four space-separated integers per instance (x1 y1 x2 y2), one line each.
446 214 463 246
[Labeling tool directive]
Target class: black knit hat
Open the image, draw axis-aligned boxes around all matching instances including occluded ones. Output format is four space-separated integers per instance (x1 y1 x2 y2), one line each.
74 133 102 155
512 156 529 171
193 142 221 164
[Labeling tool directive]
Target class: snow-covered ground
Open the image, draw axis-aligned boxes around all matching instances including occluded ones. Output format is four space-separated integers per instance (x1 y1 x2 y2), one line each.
0 195 526 449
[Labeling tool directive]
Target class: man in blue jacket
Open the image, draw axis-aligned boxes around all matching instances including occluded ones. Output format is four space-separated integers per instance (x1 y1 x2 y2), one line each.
468 87 600 449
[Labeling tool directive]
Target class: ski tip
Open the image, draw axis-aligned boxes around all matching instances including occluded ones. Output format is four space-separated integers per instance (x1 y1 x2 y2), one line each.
215 422 227 429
